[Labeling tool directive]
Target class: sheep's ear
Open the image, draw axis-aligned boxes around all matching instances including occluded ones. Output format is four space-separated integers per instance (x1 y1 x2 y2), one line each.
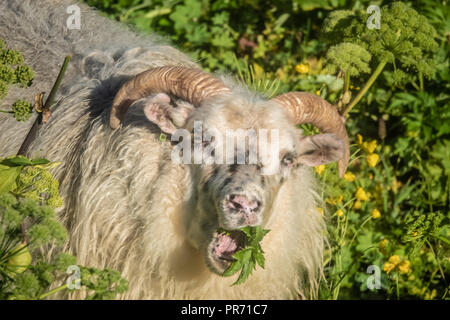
143 93 193 135
297 133 345 167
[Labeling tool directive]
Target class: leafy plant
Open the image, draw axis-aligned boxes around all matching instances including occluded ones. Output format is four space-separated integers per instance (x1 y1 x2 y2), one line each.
222 226 270 286
0 156 129 300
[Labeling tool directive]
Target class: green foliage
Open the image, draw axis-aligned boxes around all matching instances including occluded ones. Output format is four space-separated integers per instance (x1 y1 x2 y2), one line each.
323 2 439 87
11 99 33 122
223 226 270 286
324 42 371 77
0 37 35 121
0 156 129 300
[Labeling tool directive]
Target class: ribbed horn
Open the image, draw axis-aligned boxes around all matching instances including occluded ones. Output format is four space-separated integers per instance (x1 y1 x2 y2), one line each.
271 92 349 177
109 66 231 129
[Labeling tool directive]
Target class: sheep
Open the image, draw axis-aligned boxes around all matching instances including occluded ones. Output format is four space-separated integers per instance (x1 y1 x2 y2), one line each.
0 0 349 299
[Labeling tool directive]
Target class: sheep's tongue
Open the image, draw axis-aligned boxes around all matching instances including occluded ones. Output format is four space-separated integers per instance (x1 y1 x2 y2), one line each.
216 233 238 256
214 231 244 259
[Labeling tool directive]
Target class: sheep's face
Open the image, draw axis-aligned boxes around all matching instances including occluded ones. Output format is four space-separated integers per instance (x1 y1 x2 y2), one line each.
144 93 345 275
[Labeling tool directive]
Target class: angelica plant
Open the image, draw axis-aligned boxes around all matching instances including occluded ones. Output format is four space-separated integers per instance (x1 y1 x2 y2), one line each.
0 156 128 299
0 37 35 121
323 2 439 115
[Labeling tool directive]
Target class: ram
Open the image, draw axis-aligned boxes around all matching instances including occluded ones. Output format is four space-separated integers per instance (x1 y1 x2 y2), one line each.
0 0 349 299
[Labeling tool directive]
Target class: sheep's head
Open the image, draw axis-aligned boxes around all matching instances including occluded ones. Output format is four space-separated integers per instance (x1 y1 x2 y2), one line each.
109 66 349 275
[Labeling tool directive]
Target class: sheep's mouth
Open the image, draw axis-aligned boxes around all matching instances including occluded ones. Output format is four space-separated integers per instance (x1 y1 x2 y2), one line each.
206 230 245 274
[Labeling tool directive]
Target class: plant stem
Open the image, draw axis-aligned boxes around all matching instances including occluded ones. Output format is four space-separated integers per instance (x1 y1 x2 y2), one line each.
44 55 71 111
435 235 450 246
39 284 67 300
348 215 372 248
343 72 350 93
396 273 400 299
17 55 71 156
419 71 424 91
341 60 388 116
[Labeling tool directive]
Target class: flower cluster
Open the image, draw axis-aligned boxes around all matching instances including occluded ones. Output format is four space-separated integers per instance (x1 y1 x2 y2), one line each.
0 37 34 121
356 134 379 168
383 255 411 274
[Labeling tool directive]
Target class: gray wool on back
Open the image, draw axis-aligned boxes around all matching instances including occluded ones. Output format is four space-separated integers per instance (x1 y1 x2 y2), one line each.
0 0 196 153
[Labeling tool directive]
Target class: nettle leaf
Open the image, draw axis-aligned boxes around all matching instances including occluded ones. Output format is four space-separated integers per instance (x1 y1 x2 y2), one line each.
223 226 270 286
222 260 242 277
233 247 252 263
239 226 252 239
233 258 255 286
254 250 265 269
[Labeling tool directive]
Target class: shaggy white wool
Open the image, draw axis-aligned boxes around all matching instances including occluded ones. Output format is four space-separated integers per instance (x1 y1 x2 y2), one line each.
0 0 327 299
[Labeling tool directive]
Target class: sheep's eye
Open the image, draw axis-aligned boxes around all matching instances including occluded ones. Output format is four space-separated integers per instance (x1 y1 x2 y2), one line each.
282 154 295 167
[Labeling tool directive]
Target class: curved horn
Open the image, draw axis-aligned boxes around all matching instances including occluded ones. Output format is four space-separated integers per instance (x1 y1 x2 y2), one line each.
271 92 349 177
109 66 231 129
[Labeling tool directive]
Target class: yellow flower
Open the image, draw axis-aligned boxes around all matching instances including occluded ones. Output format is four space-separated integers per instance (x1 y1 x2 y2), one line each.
363 140 377 154
424 289 437 300
398 260 411 274
315 90 321 96
383 255 411 274
315 164 325 175
295 63 310 74
326 195 343 205
336 209 344 217
353 200 362 210
357 135 377 154
392 178 403 193
355 187 369 201
371 208 381 219
344 172 355 182
379 239 388 255
316 207 324 215
366 153 379 167
356 134 363 145
384 255 400 274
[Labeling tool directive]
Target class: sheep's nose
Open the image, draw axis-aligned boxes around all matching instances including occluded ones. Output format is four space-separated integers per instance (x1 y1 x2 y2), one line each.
226 194 262 224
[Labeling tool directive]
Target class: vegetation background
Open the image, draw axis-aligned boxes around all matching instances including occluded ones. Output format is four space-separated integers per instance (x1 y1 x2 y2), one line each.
0 0 448 299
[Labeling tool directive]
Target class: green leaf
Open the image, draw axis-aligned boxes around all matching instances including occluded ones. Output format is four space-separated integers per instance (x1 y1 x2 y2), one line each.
232 259 255 286
233 247 252 263
222 227 270 285
0 156 49 167
239 226 252 238
223 260 242 277
0 165 22 193
254 250 265 269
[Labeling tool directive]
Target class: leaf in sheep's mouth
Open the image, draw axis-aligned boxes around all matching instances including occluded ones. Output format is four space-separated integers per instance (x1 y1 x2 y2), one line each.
221 226 270 286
